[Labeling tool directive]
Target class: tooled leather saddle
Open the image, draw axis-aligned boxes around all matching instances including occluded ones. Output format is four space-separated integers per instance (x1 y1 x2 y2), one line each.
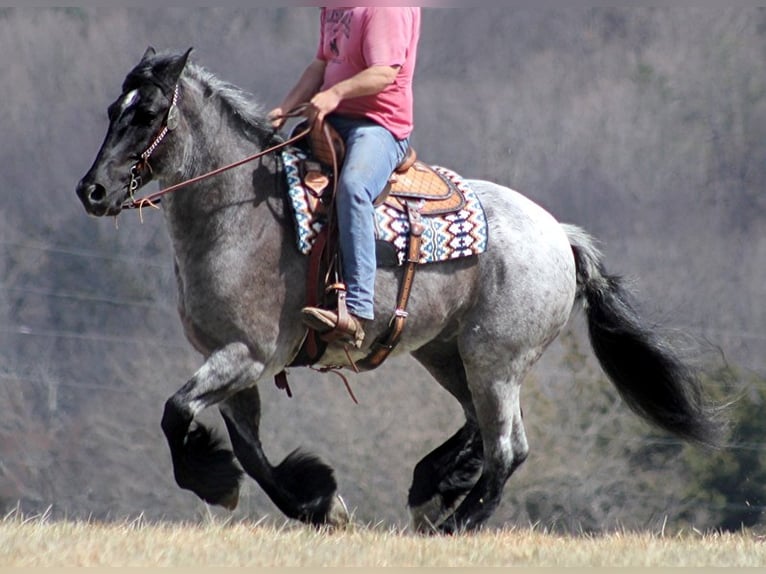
296 120 467 227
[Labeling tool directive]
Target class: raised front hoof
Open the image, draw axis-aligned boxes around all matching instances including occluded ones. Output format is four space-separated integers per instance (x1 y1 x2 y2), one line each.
174 424 243 508
180 465 243 510
216 487 240 511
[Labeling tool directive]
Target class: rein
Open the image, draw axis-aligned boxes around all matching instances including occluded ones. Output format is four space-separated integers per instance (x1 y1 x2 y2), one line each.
124 102 313 211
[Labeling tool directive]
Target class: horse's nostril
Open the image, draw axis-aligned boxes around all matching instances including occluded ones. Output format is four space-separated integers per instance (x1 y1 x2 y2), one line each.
89 184 106 203
76 181 111 215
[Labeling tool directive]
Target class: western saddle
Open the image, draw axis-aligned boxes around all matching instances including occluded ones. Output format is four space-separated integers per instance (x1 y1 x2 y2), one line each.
274 118 467 398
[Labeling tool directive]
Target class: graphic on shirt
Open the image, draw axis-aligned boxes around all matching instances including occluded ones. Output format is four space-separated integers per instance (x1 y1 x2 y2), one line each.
325 9 351 59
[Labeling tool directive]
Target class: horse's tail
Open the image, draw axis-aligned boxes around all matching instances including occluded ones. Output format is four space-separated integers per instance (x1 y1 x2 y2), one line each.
562 224 725 447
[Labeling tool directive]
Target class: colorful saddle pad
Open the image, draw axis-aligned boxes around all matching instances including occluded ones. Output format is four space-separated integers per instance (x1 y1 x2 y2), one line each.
282 146 488 266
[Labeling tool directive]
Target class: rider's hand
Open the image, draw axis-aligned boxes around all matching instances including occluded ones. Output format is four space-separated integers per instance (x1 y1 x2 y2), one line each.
267 107 285 129
309 88 341 125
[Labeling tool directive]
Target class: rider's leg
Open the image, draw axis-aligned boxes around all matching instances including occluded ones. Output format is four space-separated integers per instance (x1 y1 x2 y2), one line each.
328 115 410 321
301 116 409 345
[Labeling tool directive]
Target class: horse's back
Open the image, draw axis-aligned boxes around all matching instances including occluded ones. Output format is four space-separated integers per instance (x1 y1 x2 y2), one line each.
468 179 571 251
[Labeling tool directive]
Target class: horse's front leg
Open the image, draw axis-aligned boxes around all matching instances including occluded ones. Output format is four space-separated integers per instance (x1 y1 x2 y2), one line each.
161 341 262 509
219 387 349 527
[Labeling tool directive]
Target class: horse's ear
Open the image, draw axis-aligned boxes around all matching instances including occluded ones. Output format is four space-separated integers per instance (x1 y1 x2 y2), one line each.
165 47 193 85
154 47 192 90
141 46 156 62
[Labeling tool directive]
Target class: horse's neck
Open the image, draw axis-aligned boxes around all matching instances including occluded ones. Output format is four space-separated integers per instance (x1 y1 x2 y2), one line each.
161 114 287 266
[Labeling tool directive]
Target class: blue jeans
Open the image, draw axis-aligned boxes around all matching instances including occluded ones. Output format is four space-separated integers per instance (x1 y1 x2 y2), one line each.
327 115 410 320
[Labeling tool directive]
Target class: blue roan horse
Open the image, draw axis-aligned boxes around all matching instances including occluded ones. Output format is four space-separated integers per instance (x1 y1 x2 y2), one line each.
76 48 722 533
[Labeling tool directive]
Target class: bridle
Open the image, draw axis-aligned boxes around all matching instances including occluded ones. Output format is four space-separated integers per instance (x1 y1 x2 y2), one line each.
123 89 313 211
127 84 180 200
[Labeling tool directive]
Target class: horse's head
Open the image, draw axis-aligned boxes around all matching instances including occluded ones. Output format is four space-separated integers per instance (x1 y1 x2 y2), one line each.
76 47 192 216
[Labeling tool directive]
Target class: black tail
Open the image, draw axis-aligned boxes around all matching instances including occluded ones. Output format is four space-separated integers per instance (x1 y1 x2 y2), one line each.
563 224 725 447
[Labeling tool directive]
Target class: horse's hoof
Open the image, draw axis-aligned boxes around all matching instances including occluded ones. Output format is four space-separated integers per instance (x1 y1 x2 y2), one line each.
410 496 445 533
325 494 350 528
437 517 458 536
217 487 240 511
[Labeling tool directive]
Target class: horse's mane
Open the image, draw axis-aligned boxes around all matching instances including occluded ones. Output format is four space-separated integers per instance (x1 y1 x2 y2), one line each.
126 51 277 145
183 60 276 143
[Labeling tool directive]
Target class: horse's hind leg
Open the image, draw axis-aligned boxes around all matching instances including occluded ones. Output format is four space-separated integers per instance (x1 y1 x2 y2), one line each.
409 342 484 532
219 388 349 527
408 421 483 532
437 349 534 533
440 358 532 533
161 342 263 508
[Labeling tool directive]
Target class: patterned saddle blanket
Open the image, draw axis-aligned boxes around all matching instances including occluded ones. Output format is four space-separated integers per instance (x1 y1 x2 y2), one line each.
282 146 488 266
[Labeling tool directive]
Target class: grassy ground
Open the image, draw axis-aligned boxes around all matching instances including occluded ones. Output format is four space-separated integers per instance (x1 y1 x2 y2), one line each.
1 512 764 567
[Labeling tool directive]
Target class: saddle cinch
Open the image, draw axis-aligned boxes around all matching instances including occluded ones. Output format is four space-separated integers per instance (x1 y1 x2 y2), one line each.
274 119 470 398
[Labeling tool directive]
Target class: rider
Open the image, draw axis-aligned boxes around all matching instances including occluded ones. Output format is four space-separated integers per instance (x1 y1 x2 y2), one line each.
269 7 421 348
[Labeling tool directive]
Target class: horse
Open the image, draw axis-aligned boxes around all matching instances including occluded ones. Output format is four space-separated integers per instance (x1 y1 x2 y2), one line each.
75 47 722 534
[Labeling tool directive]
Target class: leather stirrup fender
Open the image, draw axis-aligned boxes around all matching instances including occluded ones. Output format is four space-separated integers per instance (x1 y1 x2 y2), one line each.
356 201 424 371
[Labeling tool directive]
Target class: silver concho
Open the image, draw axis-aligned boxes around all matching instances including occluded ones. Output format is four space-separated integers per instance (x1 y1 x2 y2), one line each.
166 104 179 131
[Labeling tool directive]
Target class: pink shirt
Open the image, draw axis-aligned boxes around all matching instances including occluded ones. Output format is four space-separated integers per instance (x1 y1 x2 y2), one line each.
316 7 420 140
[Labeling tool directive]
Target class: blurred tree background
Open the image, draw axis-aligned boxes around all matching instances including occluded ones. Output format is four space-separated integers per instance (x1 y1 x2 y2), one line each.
0 7 764 533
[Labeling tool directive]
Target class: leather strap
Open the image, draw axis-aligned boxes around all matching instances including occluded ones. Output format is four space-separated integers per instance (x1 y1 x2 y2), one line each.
356 202 424 371
395 146 417 174
274 370 293 398
274 120 341 396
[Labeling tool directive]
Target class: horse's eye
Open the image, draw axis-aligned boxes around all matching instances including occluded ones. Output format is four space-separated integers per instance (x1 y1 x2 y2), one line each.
133 108 159 126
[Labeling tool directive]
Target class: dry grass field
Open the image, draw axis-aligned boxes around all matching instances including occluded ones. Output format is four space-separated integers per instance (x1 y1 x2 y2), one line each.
1 512 764 567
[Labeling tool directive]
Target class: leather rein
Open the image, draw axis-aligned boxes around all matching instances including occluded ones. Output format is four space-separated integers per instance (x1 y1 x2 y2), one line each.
123 93 312 211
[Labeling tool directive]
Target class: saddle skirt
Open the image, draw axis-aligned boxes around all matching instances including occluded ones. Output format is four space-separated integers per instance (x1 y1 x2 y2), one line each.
282 145 489 266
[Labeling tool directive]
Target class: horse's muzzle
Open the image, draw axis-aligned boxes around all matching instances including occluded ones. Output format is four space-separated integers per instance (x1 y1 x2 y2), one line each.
76 180 121 216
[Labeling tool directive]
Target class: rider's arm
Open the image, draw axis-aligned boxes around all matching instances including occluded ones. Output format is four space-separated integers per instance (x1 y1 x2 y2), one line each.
309 64 399 123
269 58 327 126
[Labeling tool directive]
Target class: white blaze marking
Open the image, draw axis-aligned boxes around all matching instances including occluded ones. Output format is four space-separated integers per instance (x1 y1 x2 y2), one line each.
118 89 140 116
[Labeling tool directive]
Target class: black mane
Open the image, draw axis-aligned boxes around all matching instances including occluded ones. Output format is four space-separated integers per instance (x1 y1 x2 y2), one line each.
126 51 276 144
